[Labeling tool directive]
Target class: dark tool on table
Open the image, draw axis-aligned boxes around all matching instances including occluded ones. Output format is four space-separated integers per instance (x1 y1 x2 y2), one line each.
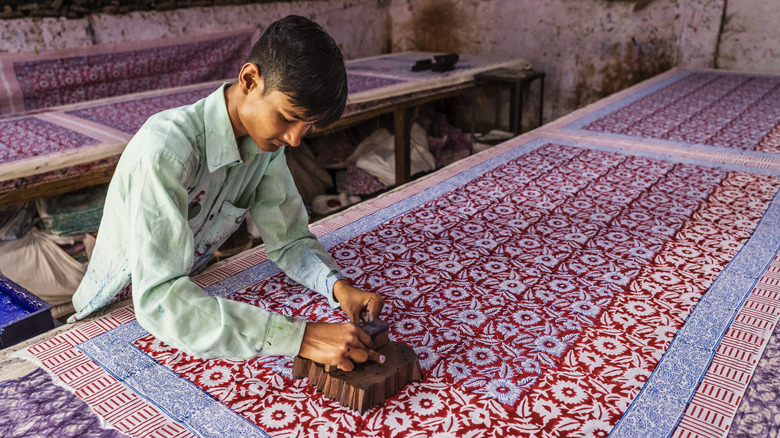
411 53 460 72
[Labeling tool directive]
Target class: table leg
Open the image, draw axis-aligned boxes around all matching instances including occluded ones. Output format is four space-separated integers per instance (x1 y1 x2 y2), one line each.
394 108 411 186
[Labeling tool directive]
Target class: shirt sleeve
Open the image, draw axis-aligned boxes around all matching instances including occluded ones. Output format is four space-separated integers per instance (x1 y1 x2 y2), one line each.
128 149 306 360
249 149 346 309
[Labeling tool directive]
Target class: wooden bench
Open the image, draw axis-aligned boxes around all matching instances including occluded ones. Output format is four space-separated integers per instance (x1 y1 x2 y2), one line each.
0 48 529 208
0 28 258 208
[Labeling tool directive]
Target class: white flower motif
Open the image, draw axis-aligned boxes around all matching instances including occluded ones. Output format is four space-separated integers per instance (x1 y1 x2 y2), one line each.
534 335 565 356
396 318 423 335
570 300 600 317
593 336 627 356
623 368 650 388
485 378 522 405
580 419 612 437
650 270 680 286
625 300 654 317
285 293 308 308
442 329 461 341
458 309 486 327
499 280 527 294
396 286 420 302
199 365 232 387
259 402 295 429
447 361 470 381
386 243 408 254
651 225 676 236
653 325 677 340
409 392 444 416
628 246 653 259
550 279 576 293
551 380 587 404
342 266 363 278
316 423 338 438
385 266 410 279
415 346 439 369
513 309 540 326
467 405 491 425
602 271 631 286
246 379 269 396
497 322 518 338
428 243 449 254
438 260 464 273
385 411 412 432
443 286 468 300
467 346 497 366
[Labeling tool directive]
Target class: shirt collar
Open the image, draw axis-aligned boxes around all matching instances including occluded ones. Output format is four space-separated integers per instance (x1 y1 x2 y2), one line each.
204 83 261 172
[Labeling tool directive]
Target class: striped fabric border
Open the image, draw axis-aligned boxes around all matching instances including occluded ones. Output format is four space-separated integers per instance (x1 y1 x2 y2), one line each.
17 307 195 438
673 257 780 438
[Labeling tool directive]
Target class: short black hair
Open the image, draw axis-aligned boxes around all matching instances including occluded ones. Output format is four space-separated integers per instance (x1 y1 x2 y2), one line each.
246 15 348 128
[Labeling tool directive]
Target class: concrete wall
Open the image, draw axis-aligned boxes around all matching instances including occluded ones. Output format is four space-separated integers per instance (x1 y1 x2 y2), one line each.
0 0 391 60
2 0 777 125
388 0 728 125
716 0 780 73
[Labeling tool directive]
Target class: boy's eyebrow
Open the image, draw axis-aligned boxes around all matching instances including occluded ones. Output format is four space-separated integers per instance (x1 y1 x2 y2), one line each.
282 109 307 121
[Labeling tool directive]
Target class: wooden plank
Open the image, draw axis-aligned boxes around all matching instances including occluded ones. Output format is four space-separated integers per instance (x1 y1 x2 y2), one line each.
0 167 114 208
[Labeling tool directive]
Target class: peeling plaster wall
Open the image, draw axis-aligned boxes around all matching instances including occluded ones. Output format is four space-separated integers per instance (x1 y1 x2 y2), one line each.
1 0 390 60
675 0 725 69
716 0 780 73
390 0 683 125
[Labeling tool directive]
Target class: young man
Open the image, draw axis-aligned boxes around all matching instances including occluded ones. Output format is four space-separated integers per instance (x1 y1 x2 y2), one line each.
68 16 385 371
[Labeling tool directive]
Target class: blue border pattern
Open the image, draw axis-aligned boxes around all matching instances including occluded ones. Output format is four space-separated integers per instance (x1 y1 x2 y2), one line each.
75 136 780 437
77 321 271 438
610 187 780 438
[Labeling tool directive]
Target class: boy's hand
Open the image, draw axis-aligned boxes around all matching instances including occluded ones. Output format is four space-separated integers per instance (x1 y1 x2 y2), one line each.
298 321 385 371
333 280 384 323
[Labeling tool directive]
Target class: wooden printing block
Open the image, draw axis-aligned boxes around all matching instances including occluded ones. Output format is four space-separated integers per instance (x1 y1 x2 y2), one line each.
292 341 422 413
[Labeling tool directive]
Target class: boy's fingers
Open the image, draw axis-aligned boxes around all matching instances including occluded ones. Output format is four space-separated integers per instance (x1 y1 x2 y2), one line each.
365 348 385 364
366 297 383 321
337 358 355 372
354 326 372 347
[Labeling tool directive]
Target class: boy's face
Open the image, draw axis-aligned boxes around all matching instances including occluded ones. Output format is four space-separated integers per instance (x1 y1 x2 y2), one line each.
239 79 313 153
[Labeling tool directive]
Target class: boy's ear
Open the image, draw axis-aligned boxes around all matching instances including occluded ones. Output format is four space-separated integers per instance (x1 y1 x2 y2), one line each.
238 63 263 93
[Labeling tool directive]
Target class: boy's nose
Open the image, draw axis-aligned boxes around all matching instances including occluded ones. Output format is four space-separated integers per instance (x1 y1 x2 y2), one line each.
283 123 311 147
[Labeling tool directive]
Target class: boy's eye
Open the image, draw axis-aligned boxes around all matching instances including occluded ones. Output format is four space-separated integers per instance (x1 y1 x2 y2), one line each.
280 114 292 123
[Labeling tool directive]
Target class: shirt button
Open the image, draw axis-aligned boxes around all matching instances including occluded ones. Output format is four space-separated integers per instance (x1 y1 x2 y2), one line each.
235 216 243 224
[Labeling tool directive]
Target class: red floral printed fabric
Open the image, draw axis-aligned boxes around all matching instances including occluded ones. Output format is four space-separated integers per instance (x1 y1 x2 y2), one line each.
135 143 780 436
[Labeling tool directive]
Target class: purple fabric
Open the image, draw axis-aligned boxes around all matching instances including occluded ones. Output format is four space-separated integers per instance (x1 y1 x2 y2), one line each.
727 322 780 437
347 73 406 94
67 86 214 135
343 161 386 195
12 33 251 112
0 368 128 437
0 117 100 164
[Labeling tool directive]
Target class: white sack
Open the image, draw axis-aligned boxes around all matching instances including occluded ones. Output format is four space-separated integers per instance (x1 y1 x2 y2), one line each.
349 124 436 186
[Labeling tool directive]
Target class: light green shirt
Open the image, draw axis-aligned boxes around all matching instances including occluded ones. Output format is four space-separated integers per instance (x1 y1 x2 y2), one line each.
69 84 345 359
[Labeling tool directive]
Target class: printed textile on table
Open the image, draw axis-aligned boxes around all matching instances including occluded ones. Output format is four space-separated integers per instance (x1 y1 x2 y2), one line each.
126 141 780 437
0 117 100 164
568 71 780 153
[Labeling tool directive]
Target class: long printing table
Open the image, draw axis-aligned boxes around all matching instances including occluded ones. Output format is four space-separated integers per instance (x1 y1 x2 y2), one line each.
0 50 530 208
2 67 780 437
